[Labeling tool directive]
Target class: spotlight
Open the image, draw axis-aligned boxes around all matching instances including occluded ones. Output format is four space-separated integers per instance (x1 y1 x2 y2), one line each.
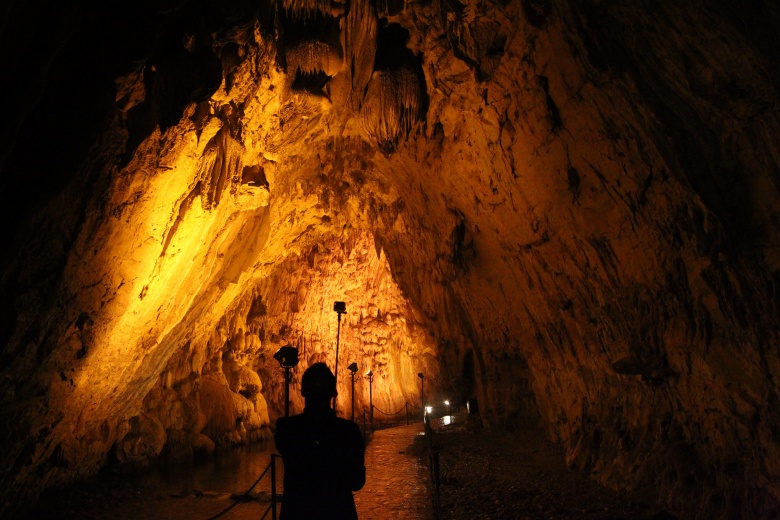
333 301 347 412
425 406 433 414
273 345 299 368
417 373 425 422
274 345 298 418
348 362 358 421
366 369 374 429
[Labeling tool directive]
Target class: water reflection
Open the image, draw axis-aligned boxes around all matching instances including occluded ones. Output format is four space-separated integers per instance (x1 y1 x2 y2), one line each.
26 440 283 520
144 441 280 494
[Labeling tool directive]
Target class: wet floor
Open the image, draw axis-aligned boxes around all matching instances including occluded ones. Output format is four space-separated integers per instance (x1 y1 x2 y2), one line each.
354 422 433 519
26 422 434 520
27 442 282 520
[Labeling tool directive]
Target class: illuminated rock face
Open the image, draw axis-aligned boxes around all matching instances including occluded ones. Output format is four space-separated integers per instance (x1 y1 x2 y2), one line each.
1 0 779 518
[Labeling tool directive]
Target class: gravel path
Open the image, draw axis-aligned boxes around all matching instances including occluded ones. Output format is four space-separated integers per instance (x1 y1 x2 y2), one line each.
428 418 677 520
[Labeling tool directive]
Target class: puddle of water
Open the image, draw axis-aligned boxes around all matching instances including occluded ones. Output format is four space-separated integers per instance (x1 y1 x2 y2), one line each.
26 440 283 520
137 441 281 495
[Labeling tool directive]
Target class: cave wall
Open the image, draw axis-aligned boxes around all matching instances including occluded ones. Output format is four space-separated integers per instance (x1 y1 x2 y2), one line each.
1 0 779 518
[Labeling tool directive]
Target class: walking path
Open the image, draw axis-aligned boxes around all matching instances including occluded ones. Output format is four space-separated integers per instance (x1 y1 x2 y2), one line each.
354 422 433 520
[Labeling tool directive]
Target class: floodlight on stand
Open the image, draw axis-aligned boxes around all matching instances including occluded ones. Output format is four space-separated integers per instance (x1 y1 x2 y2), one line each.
332 301 347 412
274 345 298 417
366 369 374 429
273 345 299 368
417 372 425 422
348 362 358 420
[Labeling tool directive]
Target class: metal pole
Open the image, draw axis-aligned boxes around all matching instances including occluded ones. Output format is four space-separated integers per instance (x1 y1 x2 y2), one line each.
333 312 342 411
271 455 278 520
406 402 409 425
421 377 425 420
284 367 290 417
369 374 374 429
350 372 355 421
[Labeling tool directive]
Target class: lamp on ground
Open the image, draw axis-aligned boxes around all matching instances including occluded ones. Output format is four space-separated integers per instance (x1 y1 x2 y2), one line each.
417 372 425 421
273 345 299 417
366 369 374 429
348 362 358 421
333 301 347 412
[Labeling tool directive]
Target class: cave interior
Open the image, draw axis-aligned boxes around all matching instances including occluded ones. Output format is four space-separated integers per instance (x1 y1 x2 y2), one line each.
1 0 779 518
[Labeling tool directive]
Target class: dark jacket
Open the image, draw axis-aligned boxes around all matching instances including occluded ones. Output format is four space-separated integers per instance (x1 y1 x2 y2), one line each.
275 408 366 520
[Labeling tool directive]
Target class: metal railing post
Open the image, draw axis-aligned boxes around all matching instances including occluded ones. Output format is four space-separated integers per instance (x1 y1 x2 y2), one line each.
432 451 441 520
271 454 278 520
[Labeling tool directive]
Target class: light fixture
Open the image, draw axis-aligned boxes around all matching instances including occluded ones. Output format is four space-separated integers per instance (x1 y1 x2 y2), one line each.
366 369 374 429
273 345 298 417
418 372 425 421
348 362 358 421
333 301 347 412
273 345 299 368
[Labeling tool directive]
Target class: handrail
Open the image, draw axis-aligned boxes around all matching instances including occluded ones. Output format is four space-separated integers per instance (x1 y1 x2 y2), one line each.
206 452 281 520
369 401 424 428
260 454 282 520
372 402 410 416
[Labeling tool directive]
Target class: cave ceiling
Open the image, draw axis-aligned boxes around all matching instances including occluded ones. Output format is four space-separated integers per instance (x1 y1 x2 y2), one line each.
1 0 780 518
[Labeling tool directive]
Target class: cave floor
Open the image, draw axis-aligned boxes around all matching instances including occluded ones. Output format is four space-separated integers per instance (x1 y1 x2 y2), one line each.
23 418 676 520
433 416 676 520
25 441 279 520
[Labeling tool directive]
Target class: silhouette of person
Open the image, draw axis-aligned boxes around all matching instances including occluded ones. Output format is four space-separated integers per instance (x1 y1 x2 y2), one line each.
275 362 366 519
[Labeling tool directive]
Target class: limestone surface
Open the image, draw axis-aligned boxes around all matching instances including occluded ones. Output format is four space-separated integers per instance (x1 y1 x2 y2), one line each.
1 0 778 518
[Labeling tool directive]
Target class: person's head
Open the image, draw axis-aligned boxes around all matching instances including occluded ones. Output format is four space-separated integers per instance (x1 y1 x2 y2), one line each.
301 362 336 407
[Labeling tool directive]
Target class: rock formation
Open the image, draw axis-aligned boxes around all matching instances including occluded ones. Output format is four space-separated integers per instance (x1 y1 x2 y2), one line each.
1 0 778 518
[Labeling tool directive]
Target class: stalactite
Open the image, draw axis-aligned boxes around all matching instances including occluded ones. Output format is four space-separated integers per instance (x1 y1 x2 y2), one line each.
344 0 378 109
196 125 245 210
286 39 343 77
360 67 423 153
281 0 344 21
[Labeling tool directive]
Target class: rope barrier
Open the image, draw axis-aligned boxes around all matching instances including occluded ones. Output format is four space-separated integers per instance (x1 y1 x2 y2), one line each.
374 402 423 416
372 401 417 416
206 454 276 520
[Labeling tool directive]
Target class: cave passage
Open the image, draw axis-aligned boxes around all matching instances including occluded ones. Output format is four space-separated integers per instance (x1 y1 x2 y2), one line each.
2 0 780 519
